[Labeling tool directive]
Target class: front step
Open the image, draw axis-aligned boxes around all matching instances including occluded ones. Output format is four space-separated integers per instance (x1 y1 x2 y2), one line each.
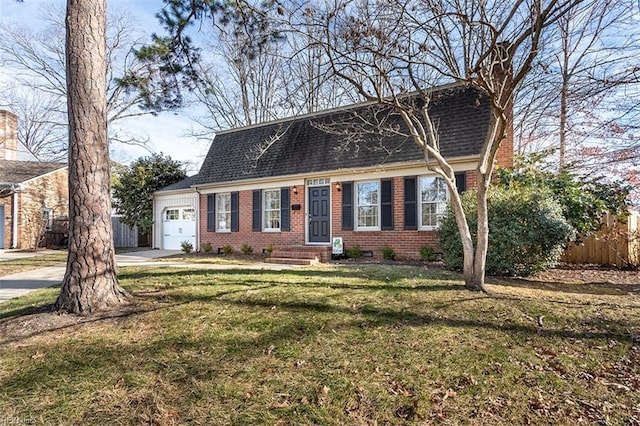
265 245 332 265
265 257 315 266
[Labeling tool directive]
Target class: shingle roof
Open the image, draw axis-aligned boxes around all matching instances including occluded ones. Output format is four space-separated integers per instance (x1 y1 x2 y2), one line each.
157 174 200 192
193 83 491 187
0 160 67 184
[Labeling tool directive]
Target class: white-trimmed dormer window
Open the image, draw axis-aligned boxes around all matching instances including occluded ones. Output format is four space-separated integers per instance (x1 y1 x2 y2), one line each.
356 180 380 230
216 193 231 232
419 176 448 229
263 189 281 231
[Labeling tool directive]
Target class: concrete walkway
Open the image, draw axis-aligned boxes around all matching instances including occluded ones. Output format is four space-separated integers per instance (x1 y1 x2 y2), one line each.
0 249 60 262
0 250 300 303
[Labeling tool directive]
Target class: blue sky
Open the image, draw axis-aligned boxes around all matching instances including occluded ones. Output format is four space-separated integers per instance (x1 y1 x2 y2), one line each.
0 0 210 173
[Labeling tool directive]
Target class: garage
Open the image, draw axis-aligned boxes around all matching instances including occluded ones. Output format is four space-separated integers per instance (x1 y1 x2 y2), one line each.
162 207 196 250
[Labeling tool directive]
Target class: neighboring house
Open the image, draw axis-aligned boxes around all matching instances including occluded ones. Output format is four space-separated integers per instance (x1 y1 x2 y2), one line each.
152 83 513 260
0 110 68 249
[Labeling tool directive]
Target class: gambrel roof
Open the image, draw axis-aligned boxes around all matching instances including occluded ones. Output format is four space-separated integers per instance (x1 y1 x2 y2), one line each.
164 83 491 191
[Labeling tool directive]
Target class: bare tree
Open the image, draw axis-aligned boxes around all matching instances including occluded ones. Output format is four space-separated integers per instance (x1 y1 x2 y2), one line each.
281 0 582 291
0 86 67 161
0 4 158 152
189 23 289 133
281 15 359 114
514 0 639 170
55 0 129 314
186 7 354 137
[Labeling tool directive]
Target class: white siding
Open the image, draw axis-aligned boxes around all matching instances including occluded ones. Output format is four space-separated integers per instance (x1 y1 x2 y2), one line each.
153 193 199 249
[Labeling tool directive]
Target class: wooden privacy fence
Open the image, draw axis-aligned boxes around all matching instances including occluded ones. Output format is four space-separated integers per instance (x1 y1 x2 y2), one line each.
562 212 640 267
43 217 142 248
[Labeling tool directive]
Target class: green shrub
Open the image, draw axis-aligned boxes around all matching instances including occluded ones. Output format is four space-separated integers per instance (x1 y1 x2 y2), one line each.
265 244 274 255
346 245 363 259
241 243 253 255
180 240 193 254
438 186 575 276
419 245 437 261
201 242 213 253
381 246 396 261
222 244 234 255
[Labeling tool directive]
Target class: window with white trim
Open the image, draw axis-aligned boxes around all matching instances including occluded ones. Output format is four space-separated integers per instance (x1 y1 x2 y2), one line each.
216 193 231 232
182 208 195 221
165 209 179 221
419 176 448 228
356 181 379 230
263 189 281 231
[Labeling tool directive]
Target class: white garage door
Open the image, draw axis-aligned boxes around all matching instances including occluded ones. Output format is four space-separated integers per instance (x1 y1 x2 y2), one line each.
162 207 196 250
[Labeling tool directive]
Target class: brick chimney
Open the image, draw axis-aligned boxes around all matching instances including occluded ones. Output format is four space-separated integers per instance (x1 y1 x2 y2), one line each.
0 110 18 161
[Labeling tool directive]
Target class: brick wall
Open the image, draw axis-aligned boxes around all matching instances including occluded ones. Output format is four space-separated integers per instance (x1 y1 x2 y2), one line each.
495 117 514 168
11 169 68 249
0 110 18 161
196 144 513 260
199 176 454 260
1 194 14 249
331 176 441 260
199 187 307 253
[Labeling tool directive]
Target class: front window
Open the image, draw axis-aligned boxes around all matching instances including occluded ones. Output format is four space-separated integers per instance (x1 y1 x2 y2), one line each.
263 189 281 231
356 181 379 230
420 176 448 228
165 209 179 221
216 193 231 232
42 208 53 231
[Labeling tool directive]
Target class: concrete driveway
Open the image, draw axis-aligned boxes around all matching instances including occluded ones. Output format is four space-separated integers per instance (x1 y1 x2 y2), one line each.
0 249 297 303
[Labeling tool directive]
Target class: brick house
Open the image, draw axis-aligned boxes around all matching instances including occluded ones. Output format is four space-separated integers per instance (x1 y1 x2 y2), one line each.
152 83 513 261
0 110 68 249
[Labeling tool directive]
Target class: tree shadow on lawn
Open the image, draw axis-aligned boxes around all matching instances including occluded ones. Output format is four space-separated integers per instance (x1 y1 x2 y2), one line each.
167 290 638 344
118 264 462 283
1 291 636 404
119 268 464 295
0 269 463 342
487 276 640 296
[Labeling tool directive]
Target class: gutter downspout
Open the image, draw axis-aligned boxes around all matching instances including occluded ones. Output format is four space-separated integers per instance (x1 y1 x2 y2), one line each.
12 191 18 248
194 186 201 252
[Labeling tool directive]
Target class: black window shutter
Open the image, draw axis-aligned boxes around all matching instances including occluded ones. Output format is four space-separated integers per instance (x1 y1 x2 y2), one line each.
207 194 215 231
455 172 467 193
280 187 290 231
252 190 261 232
342 182 353 230
381 178 394 230
404 177 417 230
231 192 239 232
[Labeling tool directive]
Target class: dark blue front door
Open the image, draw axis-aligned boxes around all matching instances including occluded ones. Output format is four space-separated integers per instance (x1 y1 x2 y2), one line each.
308 186 330 243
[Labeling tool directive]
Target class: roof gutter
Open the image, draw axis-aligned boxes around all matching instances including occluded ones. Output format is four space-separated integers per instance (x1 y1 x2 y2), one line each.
191 154 480 191
0 182 22 197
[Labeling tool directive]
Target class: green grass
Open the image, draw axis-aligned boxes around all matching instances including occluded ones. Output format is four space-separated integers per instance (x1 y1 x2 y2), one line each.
0 264 638 424
159 253 263 265
0 252 67 277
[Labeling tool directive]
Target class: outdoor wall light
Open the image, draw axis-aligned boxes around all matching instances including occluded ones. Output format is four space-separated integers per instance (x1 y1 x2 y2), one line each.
335 182 342 192
292 185 298 195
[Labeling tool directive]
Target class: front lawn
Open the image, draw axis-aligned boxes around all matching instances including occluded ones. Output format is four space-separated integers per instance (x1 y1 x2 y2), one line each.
0 252 67 277
0 264 638 424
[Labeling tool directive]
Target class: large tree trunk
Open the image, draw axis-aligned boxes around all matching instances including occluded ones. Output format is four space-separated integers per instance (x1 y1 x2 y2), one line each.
55 0 129 314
